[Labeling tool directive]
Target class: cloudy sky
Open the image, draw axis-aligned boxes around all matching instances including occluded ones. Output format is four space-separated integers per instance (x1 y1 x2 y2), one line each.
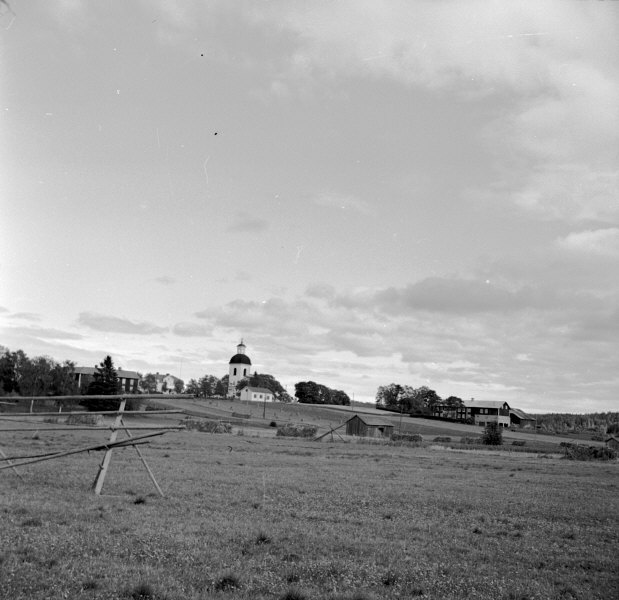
1 1 618 412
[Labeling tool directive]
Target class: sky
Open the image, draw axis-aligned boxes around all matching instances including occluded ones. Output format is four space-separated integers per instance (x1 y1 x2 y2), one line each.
1 1 618 413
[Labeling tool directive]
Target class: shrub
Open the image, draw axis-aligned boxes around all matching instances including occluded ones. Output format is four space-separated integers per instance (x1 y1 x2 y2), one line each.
433 436 452 443
391 433 422 443
482 422 503 445
563 444 617 461
66 413 102 426
184 419 231 434
512 440 526 446
269 420 278 427
124 397 144 411
461 436 483 445
276 424 317 438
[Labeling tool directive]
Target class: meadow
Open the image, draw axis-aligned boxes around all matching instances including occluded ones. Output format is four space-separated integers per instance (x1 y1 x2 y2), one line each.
1 421 618 600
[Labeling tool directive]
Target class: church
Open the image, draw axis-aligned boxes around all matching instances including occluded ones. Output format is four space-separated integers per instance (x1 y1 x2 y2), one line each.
227 339 252 397
227 340 274 402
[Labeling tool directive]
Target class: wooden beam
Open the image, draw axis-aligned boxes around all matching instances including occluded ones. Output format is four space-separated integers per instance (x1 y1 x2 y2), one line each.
0 446 23 479
121 418 164 497
0 426 185 432
0 431 165 470
0 410 185 417
92 399 126 495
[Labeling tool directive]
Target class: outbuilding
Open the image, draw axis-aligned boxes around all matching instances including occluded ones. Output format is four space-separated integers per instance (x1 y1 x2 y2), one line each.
345 414 394 438
605 435 619 451
239 386 274 403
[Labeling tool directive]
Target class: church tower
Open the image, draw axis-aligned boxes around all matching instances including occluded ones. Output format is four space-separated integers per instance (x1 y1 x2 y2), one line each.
227 339 251 397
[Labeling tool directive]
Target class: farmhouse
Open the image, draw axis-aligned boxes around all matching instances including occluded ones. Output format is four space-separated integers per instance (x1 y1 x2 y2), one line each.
239 386 274 403
74 366 140 394
432 399 512 428
153 373 182 394
345 414 394 438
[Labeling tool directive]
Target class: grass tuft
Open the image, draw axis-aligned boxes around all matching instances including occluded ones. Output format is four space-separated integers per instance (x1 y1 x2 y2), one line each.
214 572 241 591
255 530 272 544
280 587 309 600
127 582 157 599
133 496 147 505
21 517 42 527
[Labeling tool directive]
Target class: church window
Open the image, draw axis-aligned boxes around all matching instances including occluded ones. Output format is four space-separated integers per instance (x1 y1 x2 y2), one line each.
233 368 237 376
243 368 247 376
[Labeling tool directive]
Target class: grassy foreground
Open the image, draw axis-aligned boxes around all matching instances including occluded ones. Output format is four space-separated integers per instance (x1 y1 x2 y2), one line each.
1 427 618 600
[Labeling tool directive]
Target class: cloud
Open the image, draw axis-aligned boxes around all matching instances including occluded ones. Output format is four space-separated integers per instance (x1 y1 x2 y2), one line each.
78 312 168 335
10 312 41 322
557 228 619 259
172 322 212 337
313 191 374 216
0 325 83 341
226 214 269 233
154 275 177 286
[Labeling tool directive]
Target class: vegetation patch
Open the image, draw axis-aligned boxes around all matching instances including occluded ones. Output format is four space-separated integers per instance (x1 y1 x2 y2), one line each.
276 424 317 438
184 419 231 434
562 443 617 461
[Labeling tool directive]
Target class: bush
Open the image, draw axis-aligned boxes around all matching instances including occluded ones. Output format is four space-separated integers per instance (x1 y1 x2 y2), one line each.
461 436 483 445
433 436 452 443
185 419 232 434
512 440 526 446
391 433 423 443
563 444 617 461
66 413 102 426
276 424 317 438
269 421 278 427
482 422 503 445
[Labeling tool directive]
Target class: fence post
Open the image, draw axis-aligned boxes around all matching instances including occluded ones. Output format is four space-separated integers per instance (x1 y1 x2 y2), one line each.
92 399 126 495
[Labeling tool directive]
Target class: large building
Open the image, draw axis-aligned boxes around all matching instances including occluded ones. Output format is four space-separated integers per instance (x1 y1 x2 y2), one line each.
227 340 251 397
74 366 140 394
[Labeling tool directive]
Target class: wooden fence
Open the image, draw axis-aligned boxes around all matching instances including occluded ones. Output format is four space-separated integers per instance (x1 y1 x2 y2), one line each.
0 394 190 496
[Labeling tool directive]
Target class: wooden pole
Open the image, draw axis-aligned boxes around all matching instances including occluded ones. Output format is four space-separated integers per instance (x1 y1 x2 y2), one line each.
92 399 126 495
0 426 185 432
0 409 185 417
121 417 164 497
0 446 23 480
0 432 164 470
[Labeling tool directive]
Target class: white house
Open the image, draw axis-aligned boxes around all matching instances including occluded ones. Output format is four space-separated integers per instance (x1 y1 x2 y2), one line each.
239 386 274 403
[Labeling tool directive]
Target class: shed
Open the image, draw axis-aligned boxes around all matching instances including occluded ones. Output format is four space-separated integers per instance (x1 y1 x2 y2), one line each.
605 435 619 451
345 414 394 438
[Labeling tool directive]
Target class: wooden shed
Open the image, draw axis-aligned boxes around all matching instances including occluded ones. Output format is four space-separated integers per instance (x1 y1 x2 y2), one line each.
345 414 394 438
605 435 619 451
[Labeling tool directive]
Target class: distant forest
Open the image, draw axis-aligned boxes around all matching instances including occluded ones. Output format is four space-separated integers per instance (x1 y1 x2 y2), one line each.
532 413 619 436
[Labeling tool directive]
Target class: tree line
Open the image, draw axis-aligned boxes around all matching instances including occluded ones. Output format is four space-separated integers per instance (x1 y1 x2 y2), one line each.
375 383 463 415
0 346 78 397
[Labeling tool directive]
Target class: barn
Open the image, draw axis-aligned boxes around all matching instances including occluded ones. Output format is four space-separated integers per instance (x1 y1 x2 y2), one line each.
605 435 619 451
345 414 394 438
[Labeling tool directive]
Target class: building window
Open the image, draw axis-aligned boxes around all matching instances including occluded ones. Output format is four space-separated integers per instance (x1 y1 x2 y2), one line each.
234 368 237 376
243 368 247 376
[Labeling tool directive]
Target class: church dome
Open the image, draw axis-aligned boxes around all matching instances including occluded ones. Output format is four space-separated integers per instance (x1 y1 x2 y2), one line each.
229 353 251 365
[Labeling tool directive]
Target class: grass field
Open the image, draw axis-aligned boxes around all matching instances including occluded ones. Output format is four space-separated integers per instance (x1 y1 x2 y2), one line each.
1 419 618 600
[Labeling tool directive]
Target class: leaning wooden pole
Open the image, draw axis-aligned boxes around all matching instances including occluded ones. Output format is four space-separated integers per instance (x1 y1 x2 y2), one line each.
0 446 23 480
92 399 126 495
0 432 163 470
121 417 164 497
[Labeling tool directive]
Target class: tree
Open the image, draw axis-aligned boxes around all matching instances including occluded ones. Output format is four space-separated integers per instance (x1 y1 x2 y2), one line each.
82 356 121 412
482 422 503 445
139 373 158 394
295 381 350 405
236 372 288 400
186 378 200 396
173 378 184 393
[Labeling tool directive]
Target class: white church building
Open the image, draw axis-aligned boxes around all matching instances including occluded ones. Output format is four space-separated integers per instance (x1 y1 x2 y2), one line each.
227 339 252 397
227 340 275 403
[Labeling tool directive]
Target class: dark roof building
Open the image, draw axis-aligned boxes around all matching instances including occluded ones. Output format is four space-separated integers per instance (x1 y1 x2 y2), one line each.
345 414 394 438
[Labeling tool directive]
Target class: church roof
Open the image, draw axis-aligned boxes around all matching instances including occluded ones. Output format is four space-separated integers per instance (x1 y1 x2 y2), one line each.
229 353 251 365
